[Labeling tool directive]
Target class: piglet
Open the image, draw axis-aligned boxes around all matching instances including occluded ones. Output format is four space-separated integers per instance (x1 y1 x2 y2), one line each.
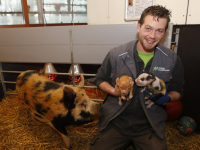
135 73 166 108
135 73 161 93
116 75 134 105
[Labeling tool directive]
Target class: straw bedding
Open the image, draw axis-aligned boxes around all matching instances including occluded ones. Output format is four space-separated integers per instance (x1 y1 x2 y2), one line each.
1 93 200 150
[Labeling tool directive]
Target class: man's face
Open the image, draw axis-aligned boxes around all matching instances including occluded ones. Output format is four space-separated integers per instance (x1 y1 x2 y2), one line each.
137 15 167 53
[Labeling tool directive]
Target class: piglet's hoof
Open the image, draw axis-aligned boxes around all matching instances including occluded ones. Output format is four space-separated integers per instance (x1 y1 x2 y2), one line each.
129 95 133 99
121 96 126 100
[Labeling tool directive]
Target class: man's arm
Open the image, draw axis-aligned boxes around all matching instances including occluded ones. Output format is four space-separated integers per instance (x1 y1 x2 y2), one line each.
167 56 185 101
95 53 120 97
168 91 181 102
99 81 120 97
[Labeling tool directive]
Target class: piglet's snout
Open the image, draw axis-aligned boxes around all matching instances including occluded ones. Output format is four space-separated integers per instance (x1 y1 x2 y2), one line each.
121 90 128 95
135 79 139 84
135 79 144 86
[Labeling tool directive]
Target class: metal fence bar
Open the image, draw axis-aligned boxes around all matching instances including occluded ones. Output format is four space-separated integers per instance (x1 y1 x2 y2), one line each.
1 70 23 73
1 68 103 101
6 92 18 95
0 63 7 98
6 91 103 101
1 70 96 76
3 81 16 84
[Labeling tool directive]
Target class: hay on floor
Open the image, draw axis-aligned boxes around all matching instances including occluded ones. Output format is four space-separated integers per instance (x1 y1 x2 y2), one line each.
1 93 200 150
0 94 98 150
166 121 200 150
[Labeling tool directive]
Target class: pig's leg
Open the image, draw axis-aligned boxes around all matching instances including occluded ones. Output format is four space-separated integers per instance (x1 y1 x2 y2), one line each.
145 100 155 108
60 133 70 149
51 116 70 148
140 87 146 93
121 96 126 100
128 87 133 101
119 97 122 105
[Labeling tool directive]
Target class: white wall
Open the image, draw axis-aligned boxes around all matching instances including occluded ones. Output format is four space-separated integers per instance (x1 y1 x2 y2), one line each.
155 0 187 24
87 0 200 25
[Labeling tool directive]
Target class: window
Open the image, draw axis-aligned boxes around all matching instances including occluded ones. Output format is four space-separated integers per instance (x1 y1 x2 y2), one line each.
27 0 87 24
0 0 24 25
0 0 87 27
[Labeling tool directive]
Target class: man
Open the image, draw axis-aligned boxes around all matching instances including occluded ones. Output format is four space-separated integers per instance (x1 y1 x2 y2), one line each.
90 5 184 150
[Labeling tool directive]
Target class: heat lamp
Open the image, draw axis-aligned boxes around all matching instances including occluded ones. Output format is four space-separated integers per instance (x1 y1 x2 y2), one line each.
68 64 84 82
43 63 57 80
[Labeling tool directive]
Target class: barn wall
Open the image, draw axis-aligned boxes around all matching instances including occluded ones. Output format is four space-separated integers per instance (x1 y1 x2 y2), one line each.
0 24 173 64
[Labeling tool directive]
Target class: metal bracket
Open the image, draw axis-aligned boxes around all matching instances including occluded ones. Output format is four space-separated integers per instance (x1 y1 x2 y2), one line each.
171 28 180 53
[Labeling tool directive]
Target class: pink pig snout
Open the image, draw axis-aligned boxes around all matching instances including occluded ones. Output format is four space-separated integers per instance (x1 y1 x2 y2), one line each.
121 90 128 95
135 78 140 85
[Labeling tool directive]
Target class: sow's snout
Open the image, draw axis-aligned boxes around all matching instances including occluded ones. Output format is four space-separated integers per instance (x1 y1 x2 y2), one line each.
89 101 102 120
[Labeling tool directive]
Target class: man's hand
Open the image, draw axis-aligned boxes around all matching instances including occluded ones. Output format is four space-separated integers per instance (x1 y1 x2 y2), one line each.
143 88 171 108
99 81 121 97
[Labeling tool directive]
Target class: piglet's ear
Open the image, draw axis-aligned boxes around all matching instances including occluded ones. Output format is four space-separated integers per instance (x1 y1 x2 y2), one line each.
147 78 155 84
146 74 155 80
63 86 76 109
116 78 120 85
129 77 134 87
148 72 153 75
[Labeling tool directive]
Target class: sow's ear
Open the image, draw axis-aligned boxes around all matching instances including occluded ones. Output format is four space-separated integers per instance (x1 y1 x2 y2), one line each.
62 86 76 109
78 74 85 88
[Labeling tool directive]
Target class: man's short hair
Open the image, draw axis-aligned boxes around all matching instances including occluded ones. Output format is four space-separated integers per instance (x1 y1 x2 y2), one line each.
138 5 171 30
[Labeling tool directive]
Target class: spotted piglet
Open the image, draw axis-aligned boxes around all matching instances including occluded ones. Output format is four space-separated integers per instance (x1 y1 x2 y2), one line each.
16 70 102 149
135 73 166 108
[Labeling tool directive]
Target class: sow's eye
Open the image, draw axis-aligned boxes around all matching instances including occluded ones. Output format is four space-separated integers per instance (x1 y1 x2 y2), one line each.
80 101 87 107
141 78 144 81
80 103 85 107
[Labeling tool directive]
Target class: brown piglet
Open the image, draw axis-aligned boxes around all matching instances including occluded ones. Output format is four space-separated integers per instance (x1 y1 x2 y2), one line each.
116 75 134 105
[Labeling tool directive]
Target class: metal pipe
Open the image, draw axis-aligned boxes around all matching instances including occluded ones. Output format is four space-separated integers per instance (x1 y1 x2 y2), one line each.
5 92 104 101
60 84 97 88
1 70 23 73
1 70 96 76
44 72 96 76
3 81 16 84
69 29 75 87
83 86 97 88
6 92 18 95
0 63 7 98
91 99 104 102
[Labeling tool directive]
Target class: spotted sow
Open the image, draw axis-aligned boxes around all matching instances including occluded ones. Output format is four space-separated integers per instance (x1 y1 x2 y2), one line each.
16 70 102 149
